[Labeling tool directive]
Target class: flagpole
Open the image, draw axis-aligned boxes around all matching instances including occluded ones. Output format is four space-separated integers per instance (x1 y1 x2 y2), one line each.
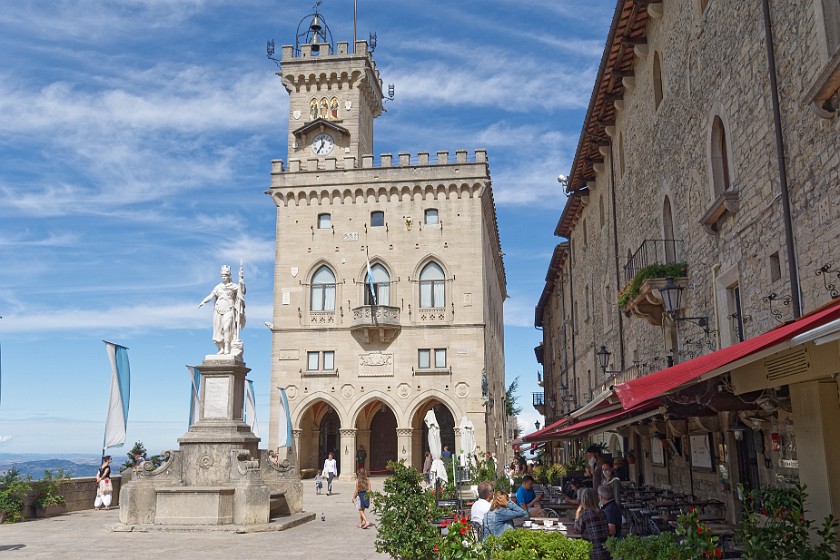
353 0 357 46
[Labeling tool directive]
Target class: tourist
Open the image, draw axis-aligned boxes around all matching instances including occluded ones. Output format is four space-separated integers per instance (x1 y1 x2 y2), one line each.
515 474 542 516
517 453 527 474
94 455 113 511
482 490 527 540
353 468 371 529
323 452 338 495
422 450 432 484
601 459 622 505
598 484 622 538
586 445 605 490
564 478 585 505
441 445 452 462
315 469 324 495
356 445 367 472
575 488 611 560
470 481 494 526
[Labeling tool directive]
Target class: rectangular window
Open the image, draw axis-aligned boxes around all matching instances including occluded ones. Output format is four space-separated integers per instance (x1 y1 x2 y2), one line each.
418 349 430 369
434 349 447 368
318 213 331 229
371 211 385 227
424 209 439 225
323 351 335 371
769 252 782 283
307 351 320 371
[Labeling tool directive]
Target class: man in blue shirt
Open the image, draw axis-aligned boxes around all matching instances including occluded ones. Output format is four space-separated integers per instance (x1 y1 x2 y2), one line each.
598 484 622 538
441 445 452 461
515 475 542 516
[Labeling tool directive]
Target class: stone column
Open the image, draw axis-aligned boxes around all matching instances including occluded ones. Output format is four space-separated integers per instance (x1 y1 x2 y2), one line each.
397 428 415 468
338 428 357 478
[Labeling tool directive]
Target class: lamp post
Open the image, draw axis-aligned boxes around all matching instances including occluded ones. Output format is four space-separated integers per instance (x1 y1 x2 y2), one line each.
535 420 541 431
596 345 622 376
658 277 711 331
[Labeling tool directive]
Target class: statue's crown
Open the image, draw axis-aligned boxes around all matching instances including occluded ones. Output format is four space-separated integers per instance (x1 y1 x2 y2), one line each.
220 265 232 276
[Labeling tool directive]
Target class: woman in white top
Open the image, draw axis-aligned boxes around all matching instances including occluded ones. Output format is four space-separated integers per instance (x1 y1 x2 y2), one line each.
323 452 338 495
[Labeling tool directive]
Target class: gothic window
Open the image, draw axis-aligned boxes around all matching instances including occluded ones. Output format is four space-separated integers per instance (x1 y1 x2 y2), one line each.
663 197 676 263
364 263 390 305
653 51 664 110
318 213 331 229
419 262 445 308
585 284 591 321
424 208 439 225
370 211 385 227
310 266 336 311
711 116 732 196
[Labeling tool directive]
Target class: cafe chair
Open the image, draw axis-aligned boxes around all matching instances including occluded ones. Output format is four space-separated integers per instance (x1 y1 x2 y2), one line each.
533 508 559 518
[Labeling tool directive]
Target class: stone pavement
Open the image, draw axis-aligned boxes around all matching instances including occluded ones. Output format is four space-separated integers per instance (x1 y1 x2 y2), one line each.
0 478 391 559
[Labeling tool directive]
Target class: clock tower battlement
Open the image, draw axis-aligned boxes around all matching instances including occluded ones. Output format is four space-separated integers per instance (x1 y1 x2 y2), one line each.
278 23 384 165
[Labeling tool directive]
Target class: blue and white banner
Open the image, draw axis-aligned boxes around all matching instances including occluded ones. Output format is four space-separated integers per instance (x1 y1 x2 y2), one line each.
103 341 130 450
277 388 293 448
186 366 201 427
245 379 260 439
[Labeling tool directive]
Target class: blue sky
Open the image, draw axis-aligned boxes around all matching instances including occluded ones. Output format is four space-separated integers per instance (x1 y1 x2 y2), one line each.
0 1 611 455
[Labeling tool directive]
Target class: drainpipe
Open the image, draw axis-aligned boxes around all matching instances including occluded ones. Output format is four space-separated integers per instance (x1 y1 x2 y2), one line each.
761 0 802 318
568 237 578 406
560 271 571 416
609 139 627 369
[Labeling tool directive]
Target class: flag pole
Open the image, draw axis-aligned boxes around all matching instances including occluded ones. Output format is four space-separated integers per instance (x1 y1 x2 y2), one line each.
353 0 357 46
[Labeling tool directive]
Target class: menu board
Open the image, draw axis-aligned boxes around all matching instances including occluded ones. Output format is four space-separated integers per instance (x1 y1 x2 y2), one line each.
690 433 714 471
650 437 665 466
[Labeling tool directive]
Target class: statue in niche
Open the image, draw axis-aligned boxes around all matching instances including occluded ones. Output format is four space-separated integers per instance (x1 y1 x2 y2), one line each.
319 97 329 118
309 98 318 120
329 97 339 119
199 264 246 355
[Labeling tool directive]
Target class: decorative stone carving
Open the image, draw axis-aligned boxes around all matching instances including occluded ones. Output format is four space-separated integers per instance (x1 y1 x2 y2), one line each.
396 428 414 436
397 383 411 398
199 455 214 469
341 384 355 399
358 351 395 376
455 382 470 398
286 385 299 400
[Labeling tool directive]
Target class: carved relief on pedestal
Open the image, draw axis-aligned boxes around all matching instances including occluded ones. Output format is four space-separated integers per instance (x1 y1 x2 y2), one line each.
358 351 395 377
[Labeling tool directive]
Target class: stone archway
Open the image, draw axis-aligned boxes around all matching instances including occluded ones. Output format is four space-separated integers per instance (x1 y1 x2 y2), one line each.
355 400 398 474
411 400 456 471
297 400 342 474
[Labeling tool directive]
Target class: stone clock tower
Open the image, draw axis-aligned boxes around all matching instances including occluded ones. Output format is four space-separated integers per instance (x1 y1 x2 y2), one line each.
267 11 509 477
278 35 384 163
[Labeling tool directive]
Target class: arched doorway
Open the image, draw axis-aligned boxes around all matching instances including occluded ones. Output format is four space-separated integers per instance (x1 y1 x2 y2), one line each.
412 400 456 471
298 401 341 473
355 400 398 474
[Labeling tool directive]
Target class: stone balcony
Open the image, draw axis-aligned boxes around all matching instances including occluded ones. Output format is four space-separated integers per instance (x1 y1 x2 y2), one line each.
350 305 401 343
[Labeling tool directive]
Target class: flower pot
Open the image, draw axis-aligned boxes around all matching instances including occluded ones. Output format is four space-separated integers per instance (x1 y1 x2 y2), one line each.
35 503 66 518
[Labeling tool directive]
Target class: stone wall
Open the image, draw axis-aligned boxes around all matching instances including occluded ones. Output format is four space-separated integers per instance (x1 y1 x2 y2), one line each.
20 475 123 518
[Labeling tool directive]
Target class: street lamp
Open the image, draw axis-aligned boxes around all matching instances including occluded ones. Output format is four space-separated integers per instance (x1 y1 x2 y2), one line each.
658 277 711 331
596 345 622 375
535 420 541 431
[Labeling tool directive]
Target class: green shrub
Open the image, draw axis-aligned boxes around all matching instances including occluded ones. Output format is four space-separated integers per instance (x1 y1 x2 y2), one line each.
0 469 32 523
372 460 444 560
487 529 591 559
34 468 71 507
617 262 688 309
605 533 683 560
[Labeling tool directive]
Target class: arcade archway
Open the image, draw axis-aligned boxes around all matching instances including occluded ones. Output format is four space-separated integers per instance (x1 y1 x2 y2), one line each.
411 400 456 471
298 401 341 473
355 400 398 474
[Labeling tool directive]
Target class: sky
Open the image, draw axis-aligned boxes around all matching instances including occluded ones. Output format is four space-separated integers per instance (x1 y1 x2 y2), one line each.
0 0 612 456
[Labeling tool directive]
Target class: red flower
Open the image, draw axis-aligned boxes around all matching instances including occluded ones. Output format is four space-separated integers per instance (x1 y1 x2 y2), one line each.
689 506 695 513
761 508 768 515
441 520 449 528
461 517 468 524
697 527 703 534
714 549 723 558
433 546 439 552
460 526 467 535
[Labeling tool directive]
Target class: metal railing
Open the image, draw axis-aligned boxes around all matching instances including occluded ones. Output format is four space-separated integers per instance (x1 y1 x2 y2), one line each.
532 392 545 408
623 239 684 285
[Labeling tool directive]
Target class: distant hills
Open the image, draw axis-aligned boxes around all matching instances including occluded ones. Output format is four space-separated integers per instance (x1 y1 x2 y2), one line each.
0 453 104 479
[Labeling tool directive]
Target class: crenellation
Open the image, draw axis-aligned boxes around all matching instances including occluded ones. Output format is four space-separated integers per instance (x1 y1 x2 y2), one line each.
399 152 410 166
455 150 467 164
272 159 285 174
437 150 449 164
380 153 392 166
418 152 429 165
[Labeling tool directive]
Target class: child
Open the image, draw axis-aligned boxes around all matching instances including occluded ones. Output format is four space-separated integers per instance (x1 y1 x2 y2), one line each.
315 469 324 495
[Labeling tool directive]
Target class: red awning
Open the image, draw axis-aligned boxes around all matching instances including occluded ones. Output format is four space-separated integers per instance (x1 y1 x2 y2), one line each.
551 400 661 438
614 297 840 409
522 416 572 443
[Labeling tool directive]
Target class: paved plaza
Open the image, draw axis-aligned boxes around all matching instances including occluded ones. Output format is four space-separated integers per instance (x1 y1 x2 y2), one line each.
0 478 390 559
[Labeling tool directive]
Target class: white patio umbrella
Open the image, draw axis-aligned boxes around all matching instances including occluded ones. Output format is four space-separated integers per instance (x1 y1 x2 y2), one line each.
424 409 448 483
460 416 476 467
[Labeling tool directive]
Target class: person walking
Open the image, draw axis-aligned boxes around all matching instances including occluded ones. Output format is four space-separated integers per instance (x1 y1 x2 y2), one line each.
323 452 338 495
353 468 371 529
94 455 113 511
356 445 367 472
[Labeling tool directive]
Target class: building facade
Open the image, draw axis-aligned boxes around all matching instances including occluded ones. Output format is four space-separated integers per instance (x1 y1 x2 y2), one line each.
266 23 507 476
534 0 840 530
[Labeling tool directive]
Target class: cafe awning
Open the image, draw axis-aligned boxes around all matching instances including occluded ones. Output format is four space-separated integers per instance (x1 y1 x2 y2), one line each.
522 416 572 443
550 400 662 439
614 297 840 409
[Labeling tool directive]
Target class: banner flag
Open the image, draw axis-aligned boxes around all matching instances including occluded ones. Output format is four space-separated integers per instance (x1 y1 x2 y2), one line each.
245 379 260 439
187 366 201 428
366 257 377 306
103 341 130 450
277 388 293 448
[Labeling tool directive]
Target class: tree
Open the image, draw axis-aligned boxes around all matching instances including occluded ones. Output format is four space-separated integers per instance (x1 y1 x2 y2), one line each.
120 441 163 472
506 377 522 438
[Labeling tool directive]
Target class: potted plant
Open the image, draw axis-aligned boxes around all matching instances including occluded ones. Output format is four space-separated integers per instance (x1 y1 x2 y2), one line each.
0 469 31 523
34 468 71 518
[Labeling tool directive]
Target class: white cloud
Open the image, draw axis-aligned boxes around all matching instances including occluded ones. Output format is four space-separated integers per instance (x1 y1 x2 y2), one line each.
217 235 276 266
504 297 536 328
0 436 13 444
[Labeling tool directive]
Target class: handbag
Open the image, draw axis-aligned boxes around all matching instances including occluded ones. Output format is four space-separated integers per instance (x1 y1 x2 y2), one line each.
99 478 113 495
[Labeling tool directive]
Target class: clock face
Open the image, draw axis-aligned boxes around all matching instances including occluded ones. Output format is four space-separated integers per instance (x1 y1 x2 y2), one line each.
311 133 335 156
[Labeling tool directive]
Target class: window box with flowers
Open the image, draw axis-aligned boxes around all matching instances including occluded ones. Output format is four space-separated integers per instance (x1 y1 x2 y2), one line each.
617 263 688 326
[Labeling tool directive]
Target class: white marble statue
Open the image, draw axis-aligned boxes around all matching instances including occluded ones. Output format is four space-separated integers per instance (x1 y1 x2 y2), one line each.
199 264 246 355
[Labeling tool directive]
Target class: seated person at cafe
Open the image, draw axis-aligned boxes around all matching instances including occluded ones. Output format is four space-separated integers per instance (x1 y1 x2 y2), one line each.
515 475 542 516
598 484 622 538
470 481 494 525
564 478 585 505
574 488 611 560
601 459 622 505
482 490 527 540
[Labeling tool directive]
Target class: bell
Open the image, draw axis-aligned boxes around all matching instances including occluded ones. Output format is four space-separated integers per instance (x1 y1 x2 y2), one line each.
309 14 322 33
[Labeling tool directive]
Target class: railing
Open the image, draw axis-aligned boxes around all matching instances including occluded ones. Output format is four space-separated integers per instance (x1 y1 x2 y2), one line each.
593 364 645 396
351 305 400 328
623 239 684 285
532 392 545 412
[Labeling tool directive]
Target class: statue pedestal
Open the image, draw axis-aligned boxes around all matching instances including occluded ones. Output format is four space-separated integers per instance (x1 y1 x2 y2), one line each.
116 356 305 530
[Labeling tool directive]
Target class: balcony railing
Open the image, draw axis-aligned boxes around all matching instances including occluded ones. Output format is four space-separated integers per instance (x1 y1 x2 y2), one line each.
593 364 645 396
532 392 545 415
623 239 684 285
350 305 401 343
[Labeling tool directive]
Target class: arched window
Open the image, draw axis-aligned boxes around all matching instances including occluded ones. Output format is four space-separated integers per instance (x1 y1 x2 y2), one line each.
711 116 732 196
663 197 676 263
653 51 664 110
618 133 626 179
419 262 445 308
310 266 336 311
599 195 606 228
364 263 390 305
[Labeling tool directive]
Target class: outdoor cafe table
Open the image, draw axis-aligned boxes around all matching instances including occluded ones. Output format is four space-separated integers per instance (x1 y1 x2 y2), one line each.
525 518 583 539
